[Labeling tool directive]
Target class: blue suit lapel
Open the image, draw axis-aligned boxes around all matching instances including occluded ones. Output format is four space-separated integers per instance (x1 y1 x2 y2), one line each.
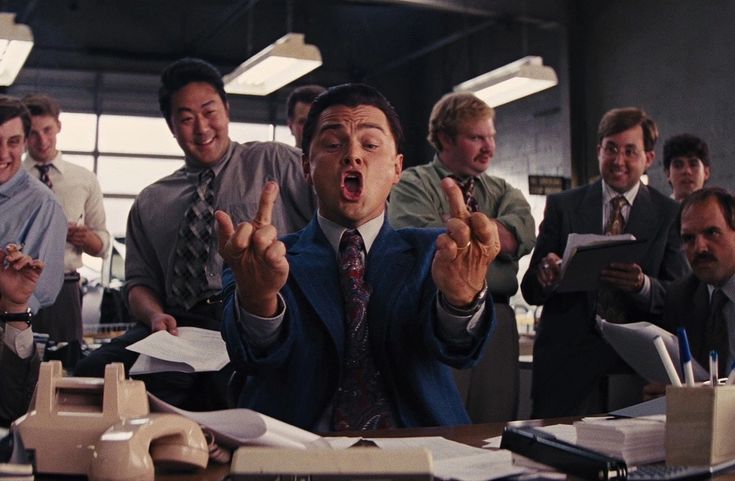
288 218 346 355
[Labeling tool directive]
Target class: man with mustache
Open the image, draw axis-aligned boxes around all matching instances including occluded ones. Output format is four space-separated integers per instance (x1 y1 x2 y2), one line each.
521 107 689 417
217 84 501 431
388 92 535 422
661 187 735 374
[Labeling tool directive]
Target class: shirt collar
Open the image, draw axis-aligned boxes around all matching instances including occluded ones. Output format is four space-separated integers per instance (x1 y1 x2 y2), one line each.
602 180 640 206
184 140 233 178
24 151 65 174
0 166 28 199
708 274 735 303
317 211 385 257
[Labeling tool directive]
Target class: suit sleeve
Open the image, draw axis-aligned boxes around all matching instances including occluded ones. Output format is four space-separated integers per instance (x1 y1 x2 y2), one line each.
0 345 40 426
521 194 564 305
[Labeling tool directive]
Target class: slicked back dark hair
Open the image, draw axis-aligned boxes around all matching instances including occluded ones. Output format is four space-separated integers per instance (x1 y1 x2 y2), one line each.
158 57 227 129
681 187 735 231
663 133 710 170
301 83 404 156
286 85 326 120
0 95 31 138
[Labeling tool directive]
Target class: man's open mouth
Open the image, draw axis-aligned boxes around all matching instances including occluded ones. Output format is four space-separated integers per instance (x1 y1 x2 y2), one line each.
341 170 363 200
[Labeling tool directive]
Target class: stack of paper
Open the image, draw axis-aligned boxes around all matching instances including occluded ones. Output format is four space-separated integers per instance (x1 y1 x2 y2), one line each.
574 415 666 465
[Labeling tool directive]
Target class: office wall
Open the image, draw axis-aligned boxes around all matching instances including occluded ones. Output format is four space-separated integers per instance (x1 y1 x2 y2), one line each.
573 0 735 193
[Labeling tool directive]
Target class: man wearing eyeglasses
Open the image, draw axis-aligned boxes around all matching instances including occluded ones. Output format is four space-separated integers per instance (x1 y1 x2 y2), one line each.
521 107 689 418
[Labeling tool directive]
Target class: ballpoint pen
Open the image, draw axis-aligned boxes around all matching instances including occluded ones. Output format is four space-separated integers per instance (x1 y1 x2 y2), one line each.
653 336 682 387
710 350 719 386
677 327 696 387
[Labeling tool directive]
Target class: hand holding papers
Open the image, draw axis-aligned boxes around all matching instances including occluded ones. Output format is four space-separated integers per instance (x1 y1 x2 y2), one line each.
556 233 647 292
127 326 230 375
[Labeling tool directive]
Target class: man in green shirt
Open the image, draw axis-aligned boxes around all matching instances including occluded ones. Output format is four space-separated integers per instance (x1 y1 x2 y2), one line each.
388 92 535 422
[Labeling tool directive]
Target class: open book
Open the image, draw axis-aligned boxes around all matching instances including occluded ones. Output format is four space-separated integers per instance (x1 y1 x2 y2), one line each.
597 318 708 384
557 233 647 292
148 393 327 449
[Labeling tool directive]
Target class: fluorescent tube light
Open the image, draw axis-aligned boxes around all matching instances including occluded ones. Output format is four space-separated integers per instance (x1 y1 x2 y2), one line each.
224 33 322 96
0 13 33 86
454 56 557 107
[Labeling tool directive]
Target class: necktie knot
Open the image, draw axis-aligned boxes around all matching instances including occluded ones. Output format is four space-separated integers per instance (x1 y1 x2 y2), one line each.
448 175 479 213
35 163 54 189
605 195 627 235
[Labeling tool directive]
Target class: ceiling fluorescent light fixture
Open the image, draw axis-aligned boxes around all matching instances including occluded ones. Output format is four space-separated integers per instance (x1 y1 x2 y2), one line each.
454 56 557 108
0 13 34 86
224 33 322 96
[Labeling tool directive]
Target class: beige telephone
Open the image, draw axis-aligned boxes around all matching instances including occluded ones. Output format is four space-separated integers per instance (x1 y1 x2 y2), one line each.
13 361 208 480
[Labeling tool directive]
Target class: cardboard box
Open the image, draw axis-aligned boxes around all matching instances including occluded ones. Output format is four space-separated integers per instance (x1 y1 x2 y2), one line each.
666 385 735 465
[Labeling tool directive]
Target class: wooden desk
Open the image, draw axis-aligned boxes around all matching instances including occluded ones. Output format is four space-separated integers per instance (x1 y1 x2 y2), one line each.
38 419 735 480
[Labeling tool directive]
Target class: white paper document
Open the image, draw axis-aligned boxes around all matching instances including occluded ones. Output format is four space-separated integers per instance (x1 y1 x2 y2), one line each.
127 326 229 374
148 393 326 449
325 436 529 481
598 318 708 383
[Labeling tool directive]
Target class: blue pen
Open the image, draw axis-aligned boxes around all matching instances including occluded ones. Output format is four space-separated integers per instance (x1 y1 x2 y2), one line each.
677 327 696 386
710 350 719 386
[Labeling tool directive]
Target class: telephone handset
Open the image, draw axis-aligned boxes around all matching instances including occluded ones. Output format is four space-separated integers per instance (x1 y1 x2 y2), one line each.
87 413 208 481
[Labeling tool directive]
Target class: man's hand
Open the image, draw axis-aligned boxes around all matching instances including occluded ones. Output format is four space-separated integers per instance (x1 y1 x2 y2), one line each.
600 262 645 292
0 244 44 311
536 252 563 288
67 224 90 247
216 181 288 317
150 312 179 334
432 178 500 307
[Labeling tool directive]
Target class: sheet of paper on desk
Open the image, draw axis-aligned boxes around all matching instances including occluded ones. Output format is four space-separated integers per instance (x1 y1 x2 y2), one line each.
127 326 229 374
598 319 708 383
148 393 326 449
325 436 529 481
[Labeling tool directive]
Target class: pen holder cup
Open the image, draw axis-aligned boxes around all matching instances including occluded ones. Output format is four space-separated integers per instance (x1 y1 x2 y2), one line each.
666 385 735 466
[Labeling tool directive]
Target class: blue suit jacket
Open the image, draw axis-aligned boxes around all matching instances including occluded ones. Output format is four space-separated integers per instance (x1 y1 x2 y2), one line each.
521 181 689 417
222 217 494 430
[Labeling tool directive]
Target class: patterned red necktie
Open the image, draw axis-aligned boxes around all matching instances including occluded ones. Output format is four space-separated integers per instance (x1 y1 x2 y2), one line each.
448 175 479 213
605 195 627 235
331 229 396 431
170 169 215 309
35 164 53 189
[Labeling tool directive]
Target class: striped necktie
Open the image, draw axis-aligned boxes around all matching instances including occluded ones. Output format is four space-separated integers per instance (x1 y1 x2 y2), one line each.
35 164 54 189
448 175 479 213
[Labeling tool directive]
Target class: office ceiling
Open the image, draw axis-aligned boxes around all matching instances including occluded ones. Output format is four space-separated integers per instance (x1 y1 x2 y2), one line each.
3 0 569 88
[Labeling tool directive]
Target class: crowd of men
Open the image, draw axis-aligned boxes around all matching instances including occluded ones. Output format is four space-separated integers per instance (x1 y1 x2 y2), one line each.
1 55 730 432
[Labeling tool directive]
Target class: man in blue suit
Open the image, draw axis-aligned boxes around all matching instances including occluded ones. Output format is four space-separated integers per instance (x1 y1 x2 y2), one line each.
216 84 501 431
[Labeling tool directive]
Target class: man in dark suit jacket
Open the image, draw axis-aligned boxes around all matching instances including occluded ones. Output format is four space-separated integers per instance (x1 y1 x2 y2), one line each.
0 247 44 427
521 107 689 418
216 84 502 431
661 188 735 374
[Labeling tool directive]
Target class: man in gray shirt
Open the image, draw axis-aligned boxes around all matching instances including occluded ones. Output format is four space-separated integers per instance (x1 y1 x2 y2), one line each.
75 58 315 410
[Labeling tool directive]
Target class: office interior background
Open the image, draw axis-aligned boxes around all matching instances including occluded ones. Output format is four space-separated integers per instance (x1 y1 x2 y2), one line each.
2 0 733 308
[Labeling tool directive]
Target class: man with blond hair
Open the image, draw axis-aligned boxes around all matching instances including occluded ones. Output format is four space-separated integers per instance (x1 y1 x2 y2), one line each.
388 92 535 422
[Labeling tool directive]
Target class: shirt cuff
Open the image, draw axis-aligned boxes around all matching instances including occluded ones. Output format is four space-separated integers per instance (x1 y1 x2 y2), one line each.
236 291 286 350
435 295 487 344
2 324 35 359
634 274 652 301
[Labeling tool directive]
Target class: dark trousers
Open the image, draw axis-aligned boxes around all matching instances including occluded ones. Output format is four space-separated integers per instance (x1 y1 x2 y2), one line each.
74 301 232 411
34 274 83 369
